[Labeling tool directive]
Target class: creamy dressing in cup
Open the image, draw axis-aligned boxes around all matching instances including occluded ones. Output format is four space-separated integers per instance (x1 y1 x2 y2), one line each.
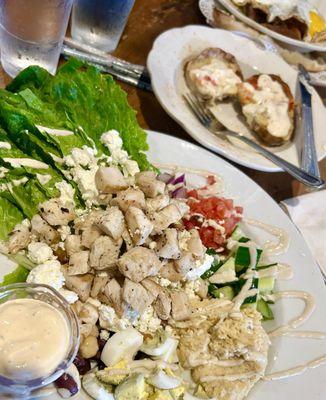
0 283 79 398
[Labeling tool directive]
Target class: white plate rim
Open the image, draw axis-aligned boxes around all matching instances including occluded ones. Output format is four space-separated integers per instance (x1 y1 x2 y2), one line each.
218 0 326 52
147 25 326 172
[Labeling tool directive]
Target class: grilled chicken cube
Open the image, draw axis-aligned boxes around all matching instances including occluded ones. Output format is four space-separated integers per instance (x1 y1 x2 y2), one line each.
187 229 206 258
122 279 155 314
39 199 75 226
74 210 105 233
156 228 181 259
125 206 153 245
90 236 122 270
113 188 146 212
96 206 125 241
68 250 90 276
95 166 128 194
64 273 94 302
159 261 184 282
81 225 102 249
170 291 190 321
152 202 190 233
141 277 164 298
135 171 165 198
91 274 109 298
65 235 83 257
118 247 161 282
146 194 170 214
174 253 197 275
103 278 125 318
8 224 30 254
154 291 172 320
79 302 99 326
31 214 60 245
121 228 133 251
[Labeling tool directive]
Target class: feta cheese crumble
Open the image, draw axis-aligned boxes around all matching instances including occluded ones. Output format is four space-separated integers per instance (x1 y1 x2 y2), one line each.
27 242 55 264
185 253 214 281
27 260 65 291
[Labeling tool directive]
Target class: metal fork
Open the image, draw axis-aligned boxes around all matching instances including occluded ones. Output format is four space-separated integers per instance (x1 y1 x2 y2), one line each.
183 93 325 189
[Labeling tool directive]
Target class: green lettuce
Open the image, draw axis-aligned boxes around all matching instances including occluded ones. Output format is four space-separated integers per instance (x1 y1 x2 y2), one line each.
0 265 29 286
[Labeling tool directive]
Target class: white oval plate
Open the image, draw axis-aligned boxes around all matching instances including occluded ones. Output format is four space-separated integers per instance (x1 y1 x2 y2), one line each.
147 25 326 172
218 0 326 52
199 0 326 88
3 131 326 399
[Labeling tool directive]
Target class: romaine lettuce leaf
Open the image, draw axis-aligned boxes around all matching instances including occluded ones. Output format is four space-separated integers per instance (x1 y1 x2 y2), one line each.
0 265 29 286
0 197 23 240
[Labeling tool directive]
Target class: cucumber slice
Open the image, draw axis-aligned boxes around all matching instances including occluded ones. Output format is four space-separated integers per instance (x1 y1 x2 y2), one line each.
231 226 249 243
257 299 274 320
209 257 237 284
235 247 262 273
258 277 275 293
208 284 234 300
216 286 235 300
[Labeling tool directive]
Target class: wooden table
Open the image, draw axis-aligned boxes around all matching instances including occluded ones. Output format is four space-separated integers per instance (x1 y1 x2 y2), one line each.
1 0 325 203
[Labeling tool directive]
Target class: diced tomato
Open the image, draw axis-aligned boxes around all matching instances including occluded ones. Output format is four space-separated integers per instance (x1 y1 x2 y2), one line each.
183 188 243 250
207 175 216 185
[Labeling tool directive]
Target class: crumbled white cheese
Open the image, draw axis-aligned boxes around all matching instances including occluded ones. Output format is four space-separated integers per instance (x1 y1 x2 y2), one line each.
58 225 71 241
55 181 75 205
27 260 65 291
100 330 110 341
63 147 99 207
178 230 192 252
184 279 202 299
59 288 79 304
133 306 161 333
36 173 52 185
98 305 132 332
154 277 182 290
185 254 214 281
100 130 139 177
27 242 55 264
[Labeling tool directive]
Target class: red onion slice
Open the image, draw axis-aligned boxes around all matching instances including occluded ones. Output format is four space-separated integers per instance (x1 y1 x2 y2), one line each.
172 186 188 198
157 172 173 183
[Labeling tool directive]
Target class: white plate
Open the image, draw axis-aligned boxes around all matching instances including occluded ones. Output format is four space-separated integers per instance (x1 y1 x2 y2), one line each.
147 25 326 172
218 0 326 52
3 131 326 399
199 0 326 87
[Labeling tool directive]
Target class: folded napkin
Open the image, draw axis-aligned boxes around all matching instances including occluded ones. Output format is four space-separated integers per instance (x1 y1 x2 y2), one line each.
281 190 326 278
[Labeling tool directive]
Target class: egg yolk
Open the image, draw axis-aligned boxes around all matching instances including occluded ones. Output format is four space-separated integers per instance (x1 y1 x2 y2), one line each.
309 10 326 38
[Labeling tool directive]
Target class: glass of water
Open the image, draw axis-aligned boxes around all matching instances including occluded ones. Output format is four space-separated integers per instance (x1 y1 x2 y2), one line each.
71 0 135 53
0 0 74 77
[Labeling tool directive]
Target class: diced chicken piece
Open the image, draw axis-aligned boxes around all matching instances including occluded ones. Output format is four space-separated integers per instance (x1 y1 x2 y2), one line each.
159 262 184 282
154 291 172 320
81 225 102 249
113 188 146 212
90 236 122 270
39 199 75 226
122 279 155 314
125 206 153 245
141 278 164 298
95 166 128 194
97 193 113 206
104 278 125 318
65 235 82 257
96 206 125 241
118 247 161 282
31 214 60 245
91 275 109 298
152 203 190 234
135 171 165 198
65 273 94 302
121 229 133 251
79 302 99 326
68 250 90 276
155 228 181 259
187 229 206 258
146 194 170 214
8 224 30 254
74 210 105 233
170 291 190 321
197 278 208 299
174 253 197 275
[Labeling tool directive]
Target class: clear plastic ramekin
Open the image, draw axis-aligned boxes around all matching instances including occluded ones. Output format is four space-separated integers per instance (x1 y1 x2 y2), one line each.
0 283 80 398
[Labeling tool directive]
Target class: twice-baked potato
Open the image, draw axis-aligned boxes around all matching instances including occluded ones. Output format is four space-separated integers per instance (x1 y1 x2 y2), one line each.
184 47 243 103
238 74 295 145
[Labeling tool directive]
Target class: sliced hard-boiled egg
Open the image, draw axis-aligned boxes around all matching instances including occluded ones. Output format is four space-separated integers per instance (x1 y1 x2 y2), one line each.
309 10 326 40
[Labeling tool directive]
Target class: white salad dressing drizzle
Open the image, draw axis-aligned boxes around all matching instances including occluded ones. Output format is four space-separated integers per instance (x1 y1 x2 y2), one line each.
0 141 11 149
244 218 290 255
36 125 74 136
3 157 49 169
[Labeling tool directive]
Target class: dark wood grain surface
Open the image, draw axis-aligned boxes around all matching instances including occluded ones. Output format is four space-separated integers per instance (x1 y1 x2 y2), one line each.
1 0 325 202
